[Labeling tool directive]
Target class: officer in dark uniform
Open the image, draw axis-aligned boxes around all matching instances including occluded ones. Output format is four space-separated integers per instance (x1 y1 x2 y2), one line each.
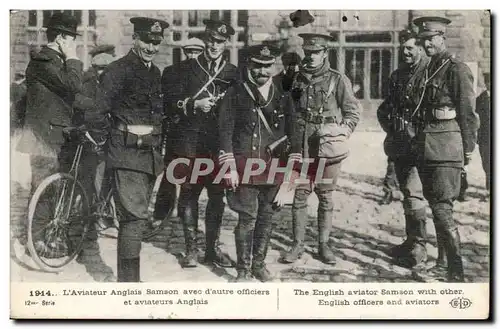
413 16 479 282
281 33 362 264
377 27 432 268
91 17 169 282
162 19 239 268
218 44 295 281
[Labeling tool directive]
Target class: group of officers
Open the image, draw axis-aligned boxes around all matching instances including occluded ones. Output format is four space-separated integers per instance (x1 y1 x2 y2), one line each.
15 10 483 283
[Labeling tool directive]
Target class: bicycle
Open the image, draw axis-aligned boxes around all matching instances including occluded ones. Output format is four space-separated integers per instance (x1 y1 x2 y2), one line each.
26 126 174 272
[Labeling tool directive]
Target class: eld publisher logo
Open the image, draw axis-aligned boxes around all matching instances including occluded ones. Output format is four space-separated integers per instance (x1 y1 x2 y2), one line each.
450 297 472 309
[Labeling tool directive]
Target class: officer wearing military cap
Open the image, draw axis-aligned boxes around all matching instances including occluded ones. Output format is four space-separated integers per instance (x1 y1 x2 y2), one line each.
218 43 296 281
16 12 83 251
162 18 239 269
411 16 479 282
281 33 361 265
159 37 206 220
89 16 170 282
377 26 435 269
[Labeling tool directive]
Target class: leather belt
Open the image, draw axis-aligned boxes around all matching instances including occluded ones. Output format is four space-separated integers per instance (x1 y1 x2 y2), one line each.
302 112 337 124
114 123 157 136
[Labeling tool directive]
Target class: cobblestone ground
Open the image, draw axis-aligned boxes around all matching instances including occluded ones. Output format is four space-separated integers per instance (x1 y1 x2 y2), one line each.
10 132 490 283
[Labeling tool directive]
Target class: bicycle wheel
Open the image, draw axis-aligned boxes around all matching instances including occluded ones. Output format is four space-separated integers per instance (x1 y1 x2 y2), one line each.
27 173 90 272
143 171 176 240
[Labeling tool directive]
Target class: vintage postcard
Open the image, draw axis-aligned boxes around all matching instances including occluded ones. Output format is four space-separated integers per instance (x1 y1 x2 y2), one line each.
9 8 491 319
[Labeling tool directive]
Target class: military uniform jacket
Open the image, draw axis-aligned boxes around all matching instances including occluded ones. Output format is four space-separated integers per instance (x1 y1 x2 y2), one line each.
91 50 163 176
162 54 239 158
418 51 479 167
218 75 293 185
377 56 429 159
19 47 83 153
290 67 361 159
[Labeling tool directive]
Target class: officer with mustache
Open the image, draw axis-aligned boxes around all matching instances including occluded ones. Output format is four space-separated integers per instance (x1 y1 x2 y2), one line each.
412 16 479 282
218 44 296 282
90 17 169 282
162 19 239 268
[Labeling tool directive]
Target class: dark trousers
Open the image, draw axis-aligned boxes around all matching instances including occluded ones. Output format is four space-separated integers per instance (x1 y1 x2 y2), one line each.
417 163 463 280
479 136 491 191
292 162 342 246
113 169 156 282
227 184 280 271
177 178 225 256
383 158 399 196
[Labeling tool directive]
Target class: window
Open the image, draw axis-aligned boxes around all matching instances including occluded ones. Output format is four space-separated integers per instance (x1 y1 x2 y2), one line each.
26 10 97 69
168 10 248 66
327 10 407 100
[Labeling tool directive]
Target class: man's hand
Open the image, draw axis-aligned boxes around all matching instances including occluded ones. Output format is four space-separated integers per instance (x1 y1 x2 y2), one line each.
224 169 239 190
57 38 78 60
194 97 215 113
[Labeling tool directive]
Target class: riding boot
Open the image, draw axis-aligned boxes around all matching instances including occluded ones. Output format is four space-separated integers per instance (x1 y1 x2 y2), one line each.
204 199 232 267
446 228 465 282
432 203 464 282
389 212 416 257
317 192 336 265
282 199 307 263
234 219 253 282
393 208 428 268
179 199 199 268
251 216 275 282
117 257 140 282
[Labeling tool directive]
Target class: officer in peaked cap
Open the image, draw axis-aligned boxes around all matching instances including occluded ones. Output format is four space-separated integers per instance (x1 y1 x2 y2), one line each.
413 16 451 38
289 10 315 28
299 33 334 52
182 37 205 59
89 16 172 282
130 16 169 43
281 32 361 265
218 43 295 282
161 17 239 269
203 19 235 42
410 15 479 282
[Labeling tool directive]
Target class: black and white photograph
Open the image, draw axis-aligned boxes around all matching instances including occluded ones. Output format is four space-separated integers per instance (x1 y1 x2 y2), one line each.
9 8 492 319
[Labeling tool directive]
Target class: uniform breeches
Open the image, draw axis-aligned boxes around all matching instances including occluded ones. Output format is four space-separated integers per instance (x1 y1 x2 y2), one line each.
228 185 280 271
113 169 155 259
292 162 342 245
393 157 425 213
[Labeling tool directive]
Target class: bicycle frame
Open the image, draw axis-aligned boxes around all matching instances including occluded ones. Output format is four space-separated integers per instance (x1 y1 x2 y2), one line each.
52 142 84 225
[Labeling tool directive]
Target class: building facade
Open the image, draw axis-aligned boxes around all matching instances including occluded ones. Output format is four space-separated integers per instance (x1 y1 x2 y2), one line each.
10 9 490 113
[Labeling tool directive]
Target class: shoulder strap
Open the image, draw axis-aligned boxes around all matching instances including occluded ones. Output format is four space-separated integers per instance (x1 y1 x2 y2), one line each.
243 82 275 137
322 74 338 108
192 60 227 100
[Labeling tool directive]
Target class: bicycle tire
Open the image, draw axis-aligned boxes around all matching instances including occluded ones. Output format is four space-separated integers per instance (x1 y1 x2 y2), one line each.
27 173 90 273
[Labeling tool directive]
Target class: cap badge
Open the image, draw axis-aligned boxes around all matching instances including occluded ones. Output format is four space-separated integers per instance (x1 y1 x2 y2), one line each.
151 21 162 33
218 24 227 34
260 46 270 57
